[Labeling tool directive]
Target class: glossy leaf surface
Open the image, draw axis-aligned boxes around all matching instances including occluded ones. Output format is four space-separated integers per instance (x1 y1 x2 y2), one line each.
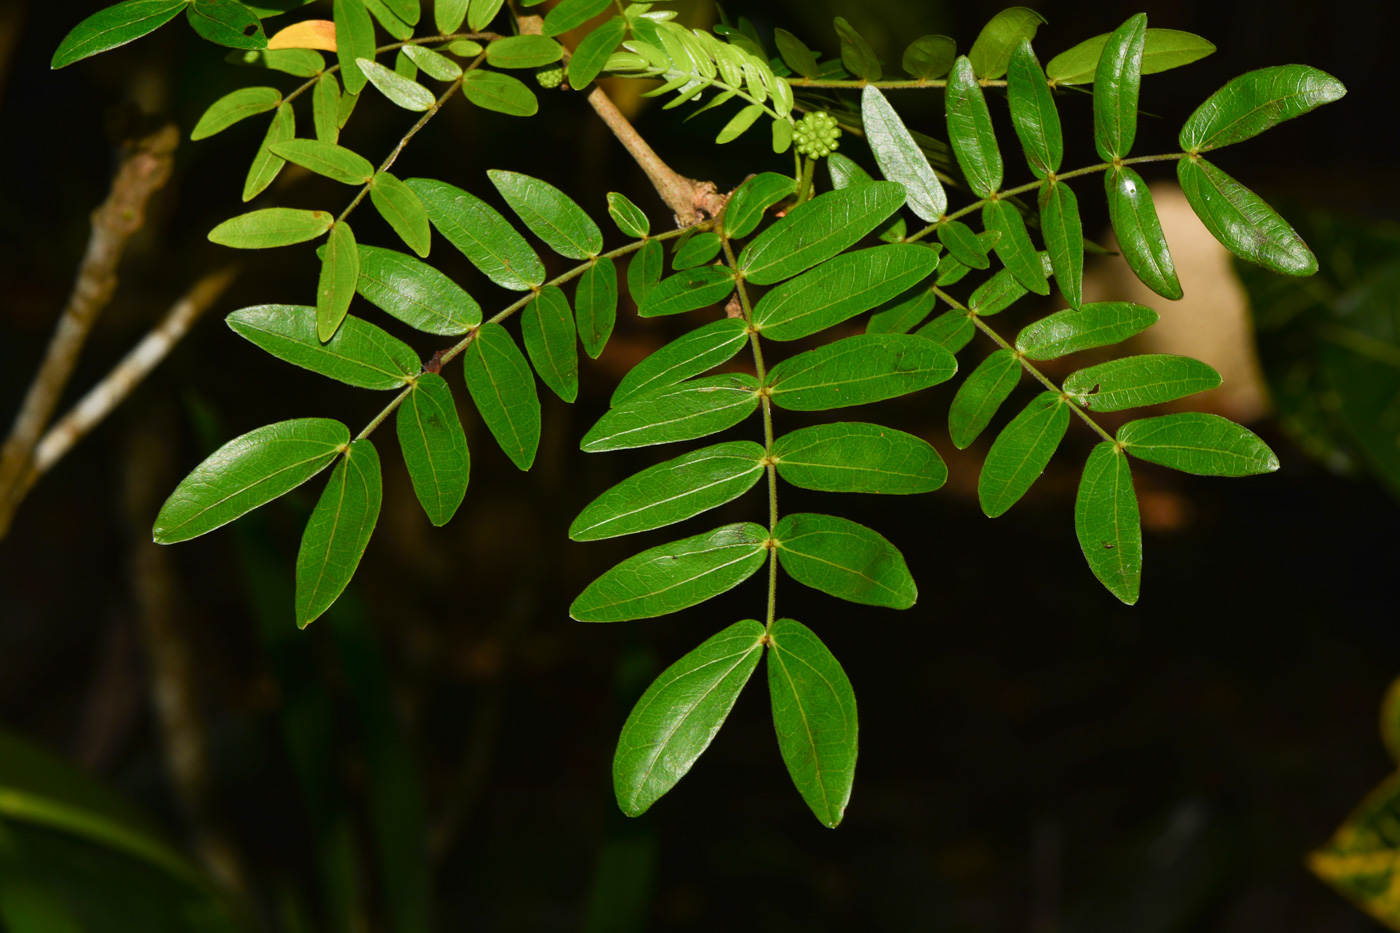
917 309 975 352
541 0 610 37
902 35 955 79
52 0 187 69
1118 413 1279 476
866 286 935 335
739 183 906 285
1017 302 1159 360
722 173 795 240
611 318 750 406
938 220 993 270
1075 442 1141 605
1047 28 1215 85
153 418 348 543
949 349 1021 449
1065 354 1221 412
1039 181 1084 308
775 513 916 609
228 305 417 389
522 285 578 402
968 268 1029 316
397 373 469 527
333 0 374 94
402 44 461 81
570 524 769 622
243 103 294 201
355 245 479 335
672 233 723 271
462 71 539 116
614 620 766 816
1178 157 1317 276
408 178 545 290
773 422 946 494
1180 65 1345 152
1106 166 1182 300
577 257 618 359
581 374 761 452
489 169 602 260
861 87 946 223
317 220 359 341
313 73 340 143
1006 40 1061 178
463 323 540 471
606 192 649 238
768 335 957 411
834 16 881 81
1092 13 1146 161
295 439 381 627
627 239 663 307
978 392 1069 517
983 200 1049 295
369 172 431 258
569 15 627 89
271 138 374 185
775 28 821 78
967 7 1044 79
191 86 282 140
754 245 940 341
767 618 858 828
357 57 436 111
435 0 466 32
945 56 1003 198
209 207 333 249
570 442 765 541
186 0 267 50
638 266 735 317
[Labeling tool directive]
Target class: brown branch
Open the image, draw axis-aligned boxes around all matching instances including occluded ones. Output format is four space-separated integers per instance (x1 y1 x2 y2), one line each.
0 123 179 536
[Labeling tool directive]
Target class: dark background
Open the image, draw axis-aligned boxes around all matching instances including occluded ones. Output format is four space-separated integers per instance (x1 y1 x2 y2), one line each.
2 0 1398 928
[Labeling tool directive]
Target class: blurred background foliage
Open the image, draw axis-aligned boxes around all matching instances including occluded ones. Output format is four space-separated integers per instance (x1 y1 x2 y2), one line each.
2 0 1400 929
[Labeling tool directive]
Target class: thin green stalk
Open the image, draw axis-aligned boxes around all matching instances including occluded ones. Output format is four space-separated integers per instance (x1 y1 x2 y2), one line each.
794 156 816 205
786 78 1007 89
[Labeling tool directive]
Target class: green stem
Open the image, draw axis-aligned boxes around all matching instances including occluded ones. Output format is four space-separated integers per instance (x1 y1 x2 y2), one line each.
785 78 1007 90
794 156 816 205
930 286 1116 445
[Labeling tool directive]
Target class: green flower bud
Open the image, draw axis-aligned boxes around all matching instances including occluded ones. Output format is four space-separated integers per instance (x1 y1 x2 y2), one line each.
535 65 564 89
793 111 842 158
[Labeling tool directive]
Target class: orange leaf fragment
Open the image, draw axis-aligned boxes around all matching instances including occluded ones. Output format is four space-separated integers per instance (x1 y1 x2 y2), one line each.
268 20 337 52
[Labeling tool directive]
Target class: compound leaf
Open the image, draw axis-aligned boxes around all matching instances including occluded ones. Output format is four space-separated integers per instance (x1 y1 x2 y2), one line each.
1092 13 1147 161
1177 157 1317 276
295 439 381 627
716 103 766 145
369 172 431 258
611 318 750 406
570 523 770 622
581 374 761 452
614 620 766 816
570 441 766 541
1117 412 1279 476
861 87 946 223
768 335 957 411
1047 28 1215 86
967 6 1044 79
521 285 578 402
1006 39 1061 177
983 200 1049 295
1106 166 1182 300
191 86 282 140
754 245 940 341
946 55 1003 198
488 169 602 260
209 207 333 249
271 138 374 184
576 257 618 359
1180 65 1346 152
407 178 545 290
397 373 469 527
228 304 417 389
153 418 349 544
1065 354 1221 412
463 323 540 471
231 47 326 77
638 266 736 317
740 183 906 285
949 349 1021 449
186 0 268 50
1039 180 1084 307
1076 442 1142 605
978 391 1069 517
316 220 359 341
52 0 187 69
774 513 916 609
968 267 1029 316
606 192 649 238
1017 302 1158 360
333 0 375 95
355 245 479 335
773 422 946 494
462 70 539 116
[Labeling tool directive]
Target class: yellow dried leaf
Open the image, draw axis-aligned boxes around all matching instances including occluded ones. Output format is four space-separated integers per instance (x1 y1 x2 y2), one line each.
268 20 337 52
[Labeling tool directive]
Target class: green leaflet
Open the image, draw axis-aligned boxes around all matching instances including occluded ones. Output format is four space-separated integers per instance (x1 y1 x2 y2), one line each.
723 173 796 240
209 207 333 249
51 0 187 69
866 286 935 335
1006 40 1061 178
488 169 602 260
1046 28 1216 86
983 200 1049 295
627 239 664 307
860 87 947 223
1092 14 1147 161
396 373 469 527
775 28 820 78
230 47 325 78
191 86 281 141
153 418 349 544
774 513 916 609
917 309 974 352
333 0 375 95
606 192 649 238
227 305 417 389
313 74 341 143
739 183 906 285
967 7 1044 79
569 16 627 89
949 349 1021 449
938 220 994 270
486 35 565 69
576 257 618 359
833 16 881 82
463 323 541 471
570 523 769 622
936 257 970 286
522 285 578 403
1117 412 1279 476
468 0 506 32
243 102 294 201
581 374 761 452
946 56 1003 198
767 618 858 828
614 620 766 817
1039 180 1084 308
357 58 437 111
773 422 946 494
355 245 479 335
638 266 736 317
570 441 766 540
186 0 267 50
612 318 750 406
716 104 766 145
1106 166 1182 300
1076 442 1142 605
767 334 957 411
673 233 722 270
462 71 539 116
978 391 1070 517
270 138 374 185
368 0 412 39
295 440 381 627
403 45 463 81
540 0 608 38
754 245 940 342
407 178 545 291
317 220 359 341
382 0 419 25
1177 157 1317 276
446 38 483 57
968 267 1028 316
1065 354 1221 412
370 171 432 259
1017 302 1158 360
1179 65 1346 152
435 0 467 32
902 35 955 80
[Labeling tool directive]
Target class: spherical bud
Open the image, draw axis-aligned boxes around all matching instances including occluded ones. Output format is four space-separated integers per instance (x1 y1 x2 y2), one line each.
535 66 564 89
792 111 842 158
